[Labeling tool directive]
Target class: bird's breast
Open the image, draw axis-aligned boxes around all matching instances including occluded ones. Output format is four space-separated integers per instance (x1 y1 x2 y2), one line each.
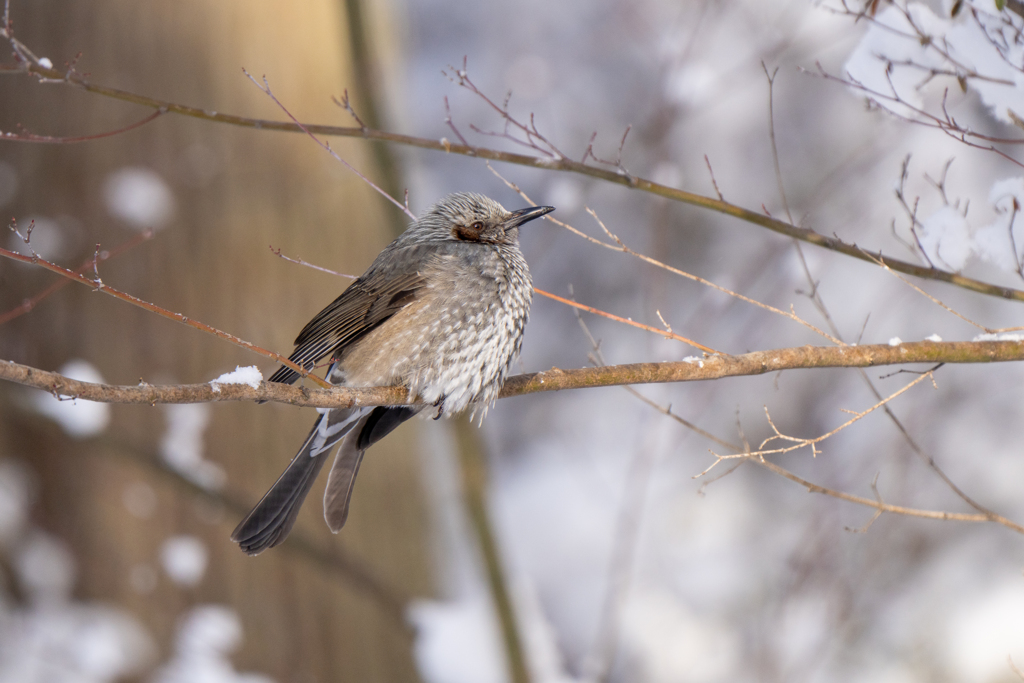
339 245 532 415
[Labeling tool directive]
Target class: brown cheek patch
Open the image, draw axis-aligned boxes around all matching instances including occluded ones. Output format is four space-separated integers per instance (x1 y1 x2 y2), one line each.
453 225 481 241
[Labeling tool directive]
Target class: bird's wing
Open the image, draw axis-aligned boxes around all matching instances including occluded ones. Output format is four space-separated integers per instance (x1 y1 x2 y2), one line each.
267 243 435 385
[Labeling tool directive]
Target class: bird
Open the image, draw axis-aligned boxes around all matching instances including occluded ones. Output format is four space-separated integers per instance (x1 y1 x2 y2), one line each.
231 192 554 555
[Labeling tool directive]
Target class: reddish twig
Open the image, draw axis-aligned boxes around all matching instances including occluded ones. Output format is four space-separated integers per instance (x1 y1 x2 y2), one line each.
0 110 163 143
534 287 719 355
0 229 156 325
0 242 329 387
269 245 357 280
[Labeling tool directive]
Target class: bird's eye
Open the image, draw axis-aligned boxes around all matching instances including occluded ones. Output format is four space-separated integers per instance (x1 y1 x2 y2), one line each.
471 221 484 231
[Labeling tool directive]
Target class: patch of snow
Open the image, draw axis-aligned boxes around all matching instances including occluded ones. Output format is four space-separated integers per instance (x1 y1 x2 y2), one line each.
974 177 1024 272
974 332 1024 342
944 581 1024 681
845 4 1024 124
210 366 263 392
0 460 34 547
103 166 176 230
917 205 972 271
160 404 225 491
13 530 76 602
408 597 508 683
160 536 208 587
153 605 275 683
0 603 155 682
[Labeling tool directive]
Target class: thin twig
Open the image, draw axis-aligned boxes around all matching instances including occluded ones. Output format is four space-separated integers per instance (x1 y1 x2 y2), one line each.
753 454 1019 530
242 69 416 221
572 311 1024 536
487 164 842 346
269 246 358 280
704 154 724 202
0 110 163 143
2 54 1021 302
573 302 740 451
0 242 330 387
535 288 718 354
859 248 1024 333
0 229 155 324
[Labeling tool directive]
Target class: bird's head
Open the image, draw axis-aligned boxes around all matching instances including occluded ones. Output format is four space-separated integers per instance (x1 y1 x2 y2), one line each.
411 192 554 246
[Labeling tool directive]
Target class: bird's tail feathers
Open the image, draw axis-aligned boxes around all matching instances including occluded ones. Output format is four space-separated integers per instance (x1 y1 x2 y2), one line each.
323 406 422 532
231 406 371 555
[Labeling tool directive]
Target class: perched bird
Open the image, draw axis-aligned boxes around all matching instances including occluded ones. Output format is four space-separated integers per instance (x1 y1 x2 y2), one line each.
231 192 553 555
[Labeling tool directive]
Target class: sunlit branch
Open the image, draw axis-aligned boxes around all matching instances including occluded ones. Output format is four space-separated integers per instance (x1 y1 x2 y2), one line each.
2 55 1023 302
3 339 1023 407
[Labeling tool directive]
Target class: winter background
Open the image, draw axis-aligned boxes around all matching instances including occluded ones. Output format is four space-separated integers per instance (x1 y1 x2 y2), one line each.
2 0 1024 682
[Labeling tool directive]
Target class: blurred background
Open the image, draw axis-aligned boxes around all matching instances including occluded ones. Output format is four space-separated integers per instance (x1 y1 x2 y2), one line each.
2 0 1024 681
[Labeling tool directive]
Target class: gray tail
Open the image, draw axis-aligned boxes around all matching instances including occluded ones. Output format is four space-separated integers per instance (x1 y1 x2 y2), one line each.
232 405 422 555
322 406 421 531
231 407 371 555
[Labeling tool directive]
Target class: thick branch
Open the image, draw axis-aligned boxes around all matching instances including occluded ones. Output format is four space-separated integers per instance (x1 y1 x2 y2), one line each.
3 339 1021 407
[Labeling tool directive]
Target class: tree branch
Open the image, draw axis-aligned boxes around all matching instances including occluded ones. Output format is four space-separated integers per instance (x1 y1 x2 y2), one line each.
3 59 1024 302
3 339 1021 407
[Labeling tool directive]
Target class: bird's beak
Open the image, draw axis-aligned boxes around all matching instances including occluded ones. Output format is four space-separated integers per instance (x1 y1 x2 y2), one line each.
506 205 555 228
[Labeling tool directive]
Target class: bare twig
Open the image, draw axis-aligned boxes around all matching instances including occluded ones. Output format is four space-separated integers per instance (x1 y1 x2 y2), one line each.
0 229 155 324
763 62 794 226
585 207 845 345
859 248 1024 332
487 166 843 346
704 154 724 202
0 241 330 388
753 454 1018 530
2 51 1020 301
894 156 939 269
269 245 358 280
242 69 416 221
445 57 566 160
701 369 938 467
535 288 718 354
0 110 163 143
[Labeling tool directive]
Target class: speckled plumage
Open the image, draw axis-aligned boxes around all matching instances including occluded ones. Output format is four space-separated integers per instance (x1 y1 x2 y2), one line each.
231 193 553 555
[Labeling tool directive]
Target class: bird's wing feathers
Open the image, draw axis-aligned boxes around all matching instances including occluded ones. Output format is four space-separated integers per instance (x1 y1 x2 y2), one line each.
267 244 437 385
